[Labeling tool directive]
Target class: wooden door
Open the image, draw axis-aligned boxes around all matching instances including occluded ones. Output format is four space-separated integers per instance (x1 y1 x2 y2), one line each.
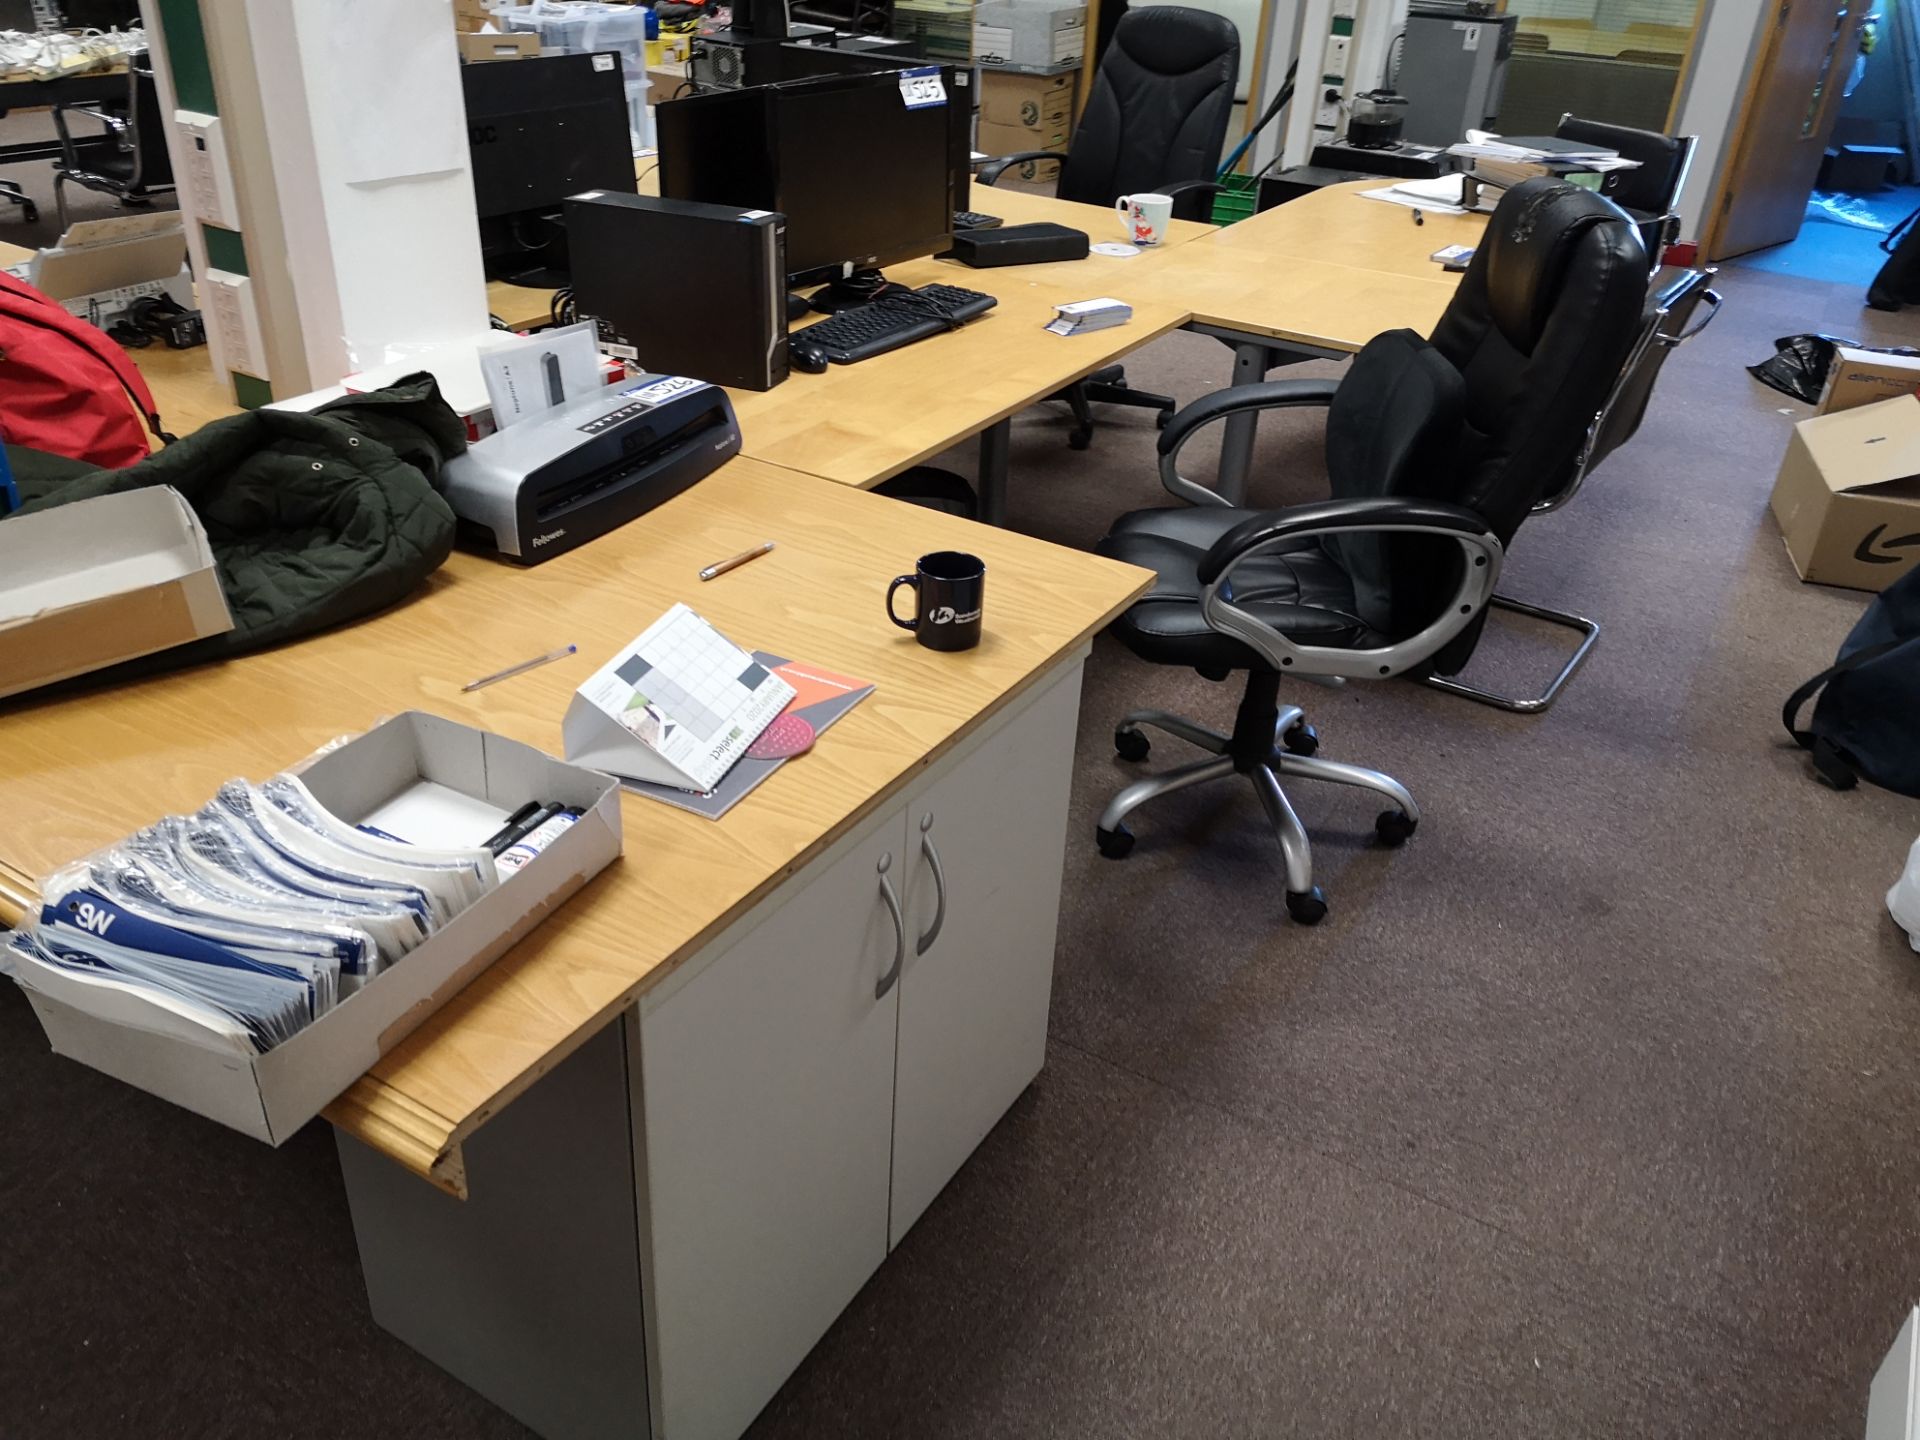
889 665 1083 1246
634 808 909 1440
1707 0 1871 258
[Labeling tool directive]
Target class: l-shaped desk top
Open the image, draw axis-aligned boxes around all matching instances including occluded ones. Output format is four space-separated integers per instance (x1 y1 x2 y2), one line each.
0 181 1486 1189
0 458 1152 1192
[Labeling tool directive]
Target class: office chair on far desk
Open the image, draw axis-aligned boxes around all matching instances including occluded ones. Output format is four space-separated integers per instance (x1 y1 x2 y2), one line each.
977 6 1239 450
49 53 175 231
1090 181 1649 922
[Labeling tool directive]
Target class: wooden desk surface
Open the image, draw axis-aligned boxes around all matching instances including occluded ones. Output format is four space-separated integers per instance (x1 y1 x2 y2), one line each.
1209 181 1487 280
1136 181 1482 352
488 186 1210 489
0 457 1151 1193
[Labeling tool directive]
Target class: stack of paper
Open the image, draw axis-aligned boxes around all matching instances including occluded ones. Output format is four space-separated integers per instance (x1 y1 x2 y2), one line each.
1046 297 1133 336
1448 131 1640 194
0 775 502 1057
1359 174 1470 215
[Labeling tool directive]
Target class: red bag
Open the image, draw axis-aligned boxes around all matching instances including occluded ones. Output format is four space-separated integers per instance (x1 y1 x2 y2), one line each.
0 270 168 468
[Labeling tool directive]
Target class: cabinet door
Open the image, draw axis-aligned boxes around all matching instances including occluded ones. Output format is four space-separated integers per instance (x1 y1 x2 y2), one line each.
891 664 1084 1246
636 808 910 1440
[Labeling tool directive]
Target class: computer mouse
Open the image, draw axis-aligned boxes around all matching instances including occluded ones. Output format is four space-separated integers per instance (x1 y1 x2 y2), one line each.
789 337 829 374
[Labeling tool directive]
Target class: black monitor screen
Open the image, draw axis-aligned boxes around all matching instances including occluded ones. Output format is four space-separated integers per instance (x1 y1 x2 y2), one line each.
658 71 954 281
464 52 636 220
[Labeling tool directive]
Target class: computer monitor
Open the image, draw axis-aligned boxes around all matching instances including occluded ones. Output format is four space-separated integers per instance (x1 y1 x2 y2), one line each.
767 41 974 216
463 52 637 286
656 70 955 288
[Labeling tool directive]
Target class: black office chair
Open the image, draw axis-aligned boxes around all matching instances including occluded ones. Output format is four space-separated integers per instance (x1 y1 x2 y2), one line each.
1424 263 1721 713
977 6 1239 450
50 53 175 232
1089 181 1649 922
1554 113 1696 265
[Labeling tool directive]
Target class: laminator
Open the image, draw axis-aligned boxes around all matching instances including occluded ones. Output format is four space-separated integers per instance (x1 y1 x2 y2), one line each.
441 375 742 564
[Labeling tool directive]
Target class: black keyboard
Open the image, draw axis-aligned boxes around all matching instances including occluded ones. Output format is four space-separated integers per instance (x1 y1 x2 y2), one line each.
799 284 998 365
954 209 1003 231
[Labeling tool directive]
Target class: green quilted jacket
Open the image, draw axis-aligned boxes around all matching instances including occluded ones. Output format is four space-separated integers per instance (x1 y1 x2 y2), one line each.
3 375 466 685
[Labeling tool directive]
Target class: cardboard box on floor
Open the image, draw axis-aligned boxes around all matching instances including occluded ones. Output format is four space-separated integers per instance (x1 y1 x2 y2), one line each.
1819 346 1920 414
0 487 233 701
979 68 1075 128
1770 394 1920 592
10 712 623 1144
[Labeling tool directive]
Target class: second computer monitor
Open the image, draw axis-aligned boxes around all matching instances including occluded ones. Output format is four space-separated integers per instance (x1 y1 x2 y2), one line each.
657 70 955 284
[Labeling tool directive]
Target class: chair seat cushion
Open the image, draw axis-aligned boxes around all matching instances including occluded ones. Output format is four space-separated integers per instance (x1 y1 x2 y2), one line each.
1095 506 1382 672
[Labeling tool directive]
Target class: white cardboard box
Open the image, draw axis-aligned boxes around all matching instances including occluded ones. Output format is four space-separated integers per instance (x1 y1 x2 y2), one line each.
1769 394 1920 592
11 712 623 1143
1819 346 1920 415
0 487 234 701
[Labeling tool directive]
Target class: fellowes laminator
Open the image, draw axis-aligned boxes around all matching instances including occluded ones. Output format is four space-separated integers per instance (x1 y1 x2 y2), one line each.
441 374 741 564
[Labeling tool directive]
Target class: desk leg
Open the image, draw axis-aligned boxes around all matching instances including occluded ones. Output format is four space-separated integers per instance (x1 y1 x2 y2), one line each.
977 418 1011 527
1216 341 1272 507
336 1016 651 1440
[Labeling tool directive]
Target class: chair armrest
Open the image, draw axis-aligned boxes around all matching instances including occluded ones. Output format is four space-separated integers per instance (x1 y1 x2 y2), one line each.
1157 379 1342 508
1158 179 1222 223
1195 497 1504 681
977 151 1069 187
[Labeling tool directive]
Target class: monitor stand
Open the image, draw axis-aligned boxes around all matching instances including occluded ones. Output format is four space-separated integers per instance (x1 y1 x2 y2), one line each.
808 268 910 314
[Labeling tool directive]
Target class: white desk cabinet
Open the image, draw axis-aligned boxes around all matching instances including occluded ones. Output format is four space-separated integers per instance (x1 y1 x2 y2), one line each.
337 655 1086 1440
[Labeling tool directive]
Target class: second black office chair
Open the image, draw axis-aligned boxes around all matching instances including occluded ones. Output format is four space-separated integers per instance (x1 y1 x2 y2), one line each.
1090 181 1649 922
49 53 175 232
978 6 1239 449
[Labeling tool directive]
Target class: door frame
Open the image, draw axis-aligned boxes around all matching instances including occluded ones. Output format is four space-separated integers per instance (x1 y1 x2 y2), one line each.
1697 0 1868 258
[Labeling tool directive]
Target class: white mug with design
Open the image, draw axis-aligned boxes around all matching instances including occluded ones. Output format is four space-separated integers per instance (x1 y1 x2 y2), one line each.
1116 192 1174 246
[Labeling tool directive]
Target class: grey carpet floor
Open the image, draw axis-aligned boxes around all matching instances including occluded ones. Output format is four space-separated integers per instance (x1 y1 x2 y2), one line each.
4 198 1920 1435
0 106 174 245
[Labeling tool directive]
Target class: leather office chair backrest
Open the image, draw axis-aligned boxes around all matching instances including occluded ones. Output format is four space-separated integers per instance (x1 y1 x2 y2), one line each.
1057 6 1239 221
1427 179 1649 545
1569 266 1717 492
1555 114 1690 219
1314 180 1645 658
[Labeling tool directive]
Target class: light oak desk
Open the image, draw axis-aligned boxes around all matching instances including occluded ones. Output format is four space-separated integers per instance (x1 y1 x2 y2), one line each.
490 185 1214 523
1 183 1475 1440
1137 182 1487 501
0 456 1151 1440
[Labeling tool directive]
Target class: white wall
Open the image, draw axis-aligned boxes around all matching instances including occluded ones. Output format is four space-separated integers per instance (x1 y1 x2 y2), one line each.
1671 0 1770 244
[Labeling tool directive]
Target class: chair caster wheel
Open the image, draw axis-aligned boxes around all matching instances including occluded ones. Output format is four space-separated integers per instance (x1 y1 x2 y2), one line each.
1096 823 1135 859
22 203 37 223
1375 809 1417 847
1285 886 1328 925
1154 409 1172 430
1114 726 1150 762
1067 425 1093 451
1281 720 1319 756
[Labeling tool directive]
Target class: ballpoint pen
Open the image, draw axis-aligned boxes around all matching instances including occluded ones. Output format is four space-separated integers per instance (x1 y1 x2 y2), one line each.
463 644 578 692
700 540 777 581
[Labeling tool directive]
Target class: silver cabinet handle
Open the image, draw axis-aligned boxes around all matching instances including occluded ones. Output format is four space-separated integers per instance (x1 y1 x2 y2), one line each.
915 813 948 957
875 851 905 1000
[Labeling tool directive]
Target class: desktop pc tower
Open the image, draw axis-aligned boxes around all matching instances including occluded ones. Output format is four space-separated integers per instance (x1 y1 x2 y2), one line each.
565 192 790 391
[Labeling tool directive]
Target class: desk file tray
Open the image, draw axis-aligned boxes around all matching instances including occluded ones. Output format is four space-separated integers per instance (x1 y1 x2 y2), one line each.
3 712 623 1144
